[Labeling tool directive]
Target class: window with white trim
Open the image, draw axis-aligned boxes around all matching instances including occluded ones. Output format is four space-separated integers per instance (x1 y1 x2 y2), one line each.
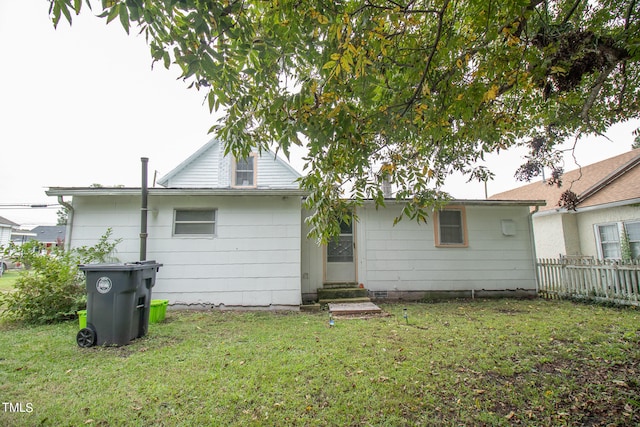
435 207 468 247
596 223 620 259
173 209 216 236
233 155 256 187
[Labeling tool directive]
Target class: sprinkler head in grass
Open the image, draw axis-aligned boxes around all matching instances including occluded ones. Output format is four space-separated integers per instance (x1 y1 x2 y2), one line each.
329 313 335 327
403 308 408 324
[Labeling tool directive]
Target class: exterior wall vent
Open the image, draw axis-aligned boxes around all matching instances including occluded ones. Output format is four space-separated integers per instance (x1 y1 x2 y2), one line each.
373 291 388 299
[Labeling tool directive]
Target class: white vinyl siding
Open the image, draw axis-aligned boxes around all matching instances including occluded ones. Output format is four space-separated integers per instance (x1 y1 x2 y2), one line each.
164 142 222 187
67 194 302 308
356 204 536 293
256 155 300 188
159 139 300 189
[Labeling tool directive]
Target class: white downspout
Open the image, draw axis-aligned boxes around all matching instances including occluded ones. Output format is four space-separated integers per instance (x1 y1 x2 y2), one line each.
57 196 74 252
529 206 540 294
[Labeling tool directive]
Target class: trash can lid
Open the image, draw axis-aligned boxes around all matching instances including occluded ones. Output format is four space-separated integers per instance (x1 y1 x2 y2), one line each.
79 261 162 271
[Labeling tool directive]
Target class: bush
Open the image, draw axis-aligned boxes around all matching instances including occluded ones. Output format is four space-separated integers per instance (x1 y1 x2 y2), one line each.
0 229 121 324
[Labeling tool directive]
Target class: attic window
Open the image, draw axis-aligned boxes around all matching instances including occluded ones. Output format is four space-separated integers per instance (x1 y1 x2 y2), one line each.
233 154 257 187
434 207 468 247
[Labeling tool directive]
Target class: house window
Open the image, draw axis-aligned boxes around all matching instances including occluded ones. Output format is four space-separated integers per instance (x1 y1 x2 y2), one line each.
435 207 468 247
624 221 640 259
233 155 257 187
173 209 216 236
596 223 621 259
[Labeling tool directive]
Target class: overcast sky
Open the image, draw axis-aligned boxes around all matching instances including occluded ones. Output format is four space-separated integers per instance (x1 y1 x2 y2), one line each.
1 0 638 228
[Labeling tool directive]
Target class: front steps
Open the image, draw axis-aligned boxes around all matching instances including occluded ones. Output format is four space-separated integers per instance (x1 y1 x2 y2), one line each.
317 282 370 305
328 302 383 316
306 283 384 316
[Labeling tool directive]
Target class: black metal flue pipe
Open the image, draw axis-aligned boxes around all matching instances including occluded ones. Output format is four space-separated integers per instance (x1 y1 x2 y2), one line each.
140 157 149 261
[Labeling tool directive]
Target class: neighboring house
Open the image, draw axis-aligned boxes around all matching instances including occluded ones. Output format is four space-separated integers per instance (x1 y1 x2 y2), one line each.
490 148 640 260
47 138 544 309
13 225 66 248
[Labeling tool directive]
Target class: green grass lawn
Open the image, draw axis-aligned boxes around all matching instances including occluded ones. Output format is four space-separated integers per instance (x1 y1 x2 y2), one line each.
0 299 638 426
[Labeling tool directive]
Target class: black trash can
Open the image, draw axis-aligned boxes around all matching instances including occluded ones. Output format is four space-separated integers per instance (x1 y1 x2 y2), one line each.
76 261 162 347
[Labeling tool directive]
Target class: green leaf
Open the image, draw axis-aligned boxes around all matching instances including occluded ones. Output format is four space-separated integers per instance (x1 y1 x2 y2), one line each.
105 4 119 24
119 3 130 34
322 60 336 70
207 90 216 113
59 1 73 26
54 0 640 241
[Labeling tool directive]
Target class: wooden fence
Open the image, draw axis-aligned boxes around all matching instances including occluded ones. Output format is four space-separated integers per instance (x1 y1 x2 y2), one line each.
537 258 640 306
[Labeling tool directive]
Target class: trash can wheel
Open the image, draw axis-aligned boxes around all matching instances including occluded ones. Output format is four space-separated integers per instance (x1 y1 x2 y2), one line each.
77 327 97 348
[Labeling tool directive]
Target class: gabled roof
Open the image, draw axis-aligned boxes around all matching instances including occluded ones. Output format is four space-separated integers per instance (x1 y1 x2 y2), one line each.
490 148 640 212
156 138 219 187
0 216 19 228
156 138 302 188
28 226 66 243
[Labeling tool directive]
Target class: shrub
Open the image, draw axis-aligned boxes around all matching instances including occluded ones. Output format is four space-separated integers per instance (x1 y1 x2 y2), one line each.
0 229 121 324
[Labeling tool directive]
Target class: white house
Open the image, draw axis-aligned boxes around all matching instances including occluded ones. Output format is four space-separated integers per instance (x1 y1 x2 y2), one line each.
47 138 545 309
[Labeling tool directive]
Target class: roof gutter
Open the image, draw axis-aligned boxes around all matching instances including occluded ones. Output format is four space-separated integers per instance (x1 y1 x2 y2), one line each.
57 196 74 252
46 187 309 197
361 198 547 207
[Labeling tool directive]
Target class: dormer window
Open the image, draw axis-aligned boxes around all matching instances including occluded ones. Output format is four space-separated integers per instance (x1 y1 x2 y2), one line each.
233 154 257 187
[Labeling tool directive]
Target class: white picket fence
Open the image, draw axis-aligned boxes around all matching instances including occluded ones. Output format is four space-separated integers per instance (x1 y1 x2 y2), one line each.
537 258 640 306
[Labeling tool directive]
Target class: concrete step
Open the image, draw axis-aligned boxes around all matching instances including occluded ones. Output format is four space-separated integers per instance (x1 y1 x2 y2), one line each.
329 302 383 315
322 282 359 289
319 296 371 305
317 287 368 301
300 303 322 312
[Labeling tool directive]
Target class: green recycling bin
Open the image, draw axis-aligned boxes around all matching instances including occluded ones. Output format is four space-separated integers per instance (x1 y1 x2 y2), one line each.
77 261 162 347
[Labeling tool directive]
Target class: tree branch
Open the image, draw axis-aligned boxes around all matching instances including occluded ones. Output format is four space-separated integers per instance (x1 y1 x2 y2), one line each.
580 62 617 125
625 0 637 30
400 0 450 117
561 0 584 25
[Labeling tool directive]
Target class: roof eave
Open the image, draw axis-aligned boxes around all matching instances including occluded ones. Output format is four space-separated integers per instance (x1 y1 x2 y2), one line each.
46 187 309 197
533 197 640 217
363 198 547 207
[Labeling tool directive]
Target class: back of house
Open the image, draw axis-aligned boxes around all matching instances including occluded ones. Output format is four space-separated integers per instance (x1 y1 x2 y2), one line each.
48 139 546 309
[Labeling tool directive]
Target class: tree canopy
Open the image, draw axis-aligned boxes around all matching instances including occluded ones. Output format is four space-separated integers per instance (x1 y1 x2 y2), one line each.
50 0 640 240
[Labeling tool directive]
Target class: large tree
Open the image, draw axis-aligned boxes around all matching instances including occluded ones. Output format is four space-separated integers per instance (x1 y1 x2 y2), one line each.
50 0 639 240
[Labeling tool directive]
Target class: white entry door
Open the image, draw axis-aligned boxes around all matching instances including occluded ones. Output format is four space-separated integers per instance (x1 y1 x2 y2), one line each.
325 220 356 283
